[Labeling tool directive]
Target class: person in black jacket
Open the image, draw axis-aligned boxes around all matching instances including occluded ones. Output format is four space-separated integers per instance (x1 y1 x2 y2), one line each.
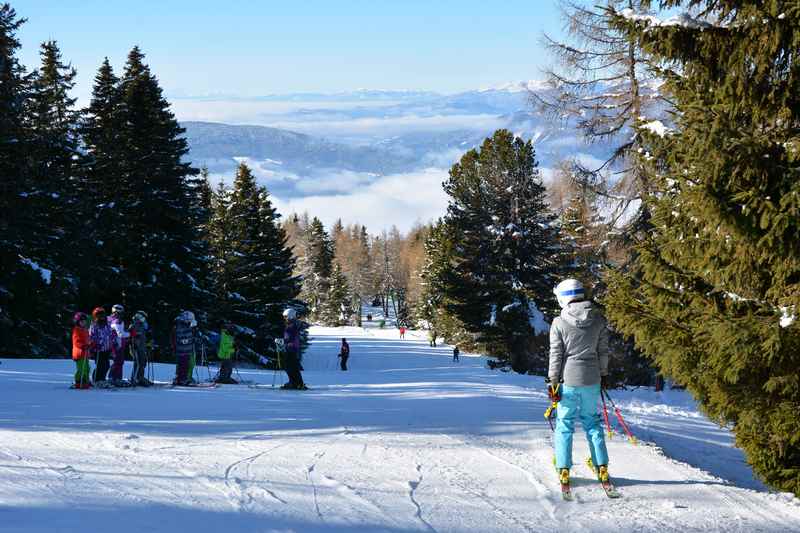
338 338 350 371
453 346 460 362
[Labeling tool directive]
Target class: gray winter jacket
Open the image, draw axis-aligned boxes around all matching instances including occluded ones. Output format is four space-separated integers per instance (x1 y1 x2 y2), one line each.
548 301 609 387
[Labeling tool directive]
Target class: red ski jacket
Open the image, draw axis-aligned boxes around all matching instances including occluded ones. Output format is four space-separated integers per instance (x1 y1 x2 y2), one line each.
72 327 91 360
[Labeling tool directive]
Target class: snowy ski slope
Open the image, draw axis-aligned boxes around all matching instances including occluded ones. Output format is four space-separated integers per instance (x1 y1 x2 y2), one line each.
1 325 799 532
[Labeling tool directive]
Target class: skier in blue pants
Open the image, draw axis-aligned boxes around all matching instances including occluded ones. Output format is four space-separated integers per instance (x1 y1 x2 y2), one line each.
548 278 610 489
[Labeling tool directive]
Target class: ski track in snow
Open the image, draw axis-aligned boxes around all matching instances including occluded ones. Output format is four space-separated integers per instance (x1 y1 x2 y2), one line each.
307 451 327 523
2 320 800 532
408 463 437 532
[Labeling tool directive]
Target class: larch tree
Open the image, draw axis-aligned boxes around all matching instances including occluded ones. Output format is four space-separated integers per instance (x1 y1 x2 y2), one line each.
536 0 664 249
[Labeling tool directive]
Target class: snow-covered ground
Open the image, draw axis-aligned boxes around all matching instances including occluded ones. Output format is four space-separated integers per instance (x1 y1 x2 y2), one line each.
1 325 799 533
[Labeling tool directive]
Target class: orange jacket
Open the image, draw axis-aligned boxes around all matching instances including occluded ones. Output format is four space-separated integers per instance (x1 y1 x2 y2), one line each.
72 326 91 360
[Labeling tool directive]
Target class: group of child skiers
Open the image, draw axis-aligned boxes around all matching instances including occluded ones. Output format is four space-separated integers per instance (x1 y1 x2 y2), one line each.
70 305 243 389
71 305 151 389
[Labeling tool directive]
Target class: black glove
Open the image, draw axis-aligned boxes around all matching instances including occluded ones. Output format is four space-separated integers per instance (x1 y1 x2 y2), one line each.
547 383 561 402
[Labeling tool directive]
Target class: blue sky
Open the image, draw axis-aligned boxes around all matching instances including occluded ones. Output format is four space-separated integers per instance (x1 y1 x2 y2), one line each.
15 0 565 98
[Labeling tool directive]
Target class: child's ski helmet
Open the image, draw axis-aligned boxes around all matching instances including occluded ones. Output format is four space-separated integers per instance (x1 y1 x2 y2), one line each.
178 310 197 327
282 308 296 320
132 311 148 323
554 279 585 309
73 311 89 326
92 307 106 319
112 304 124 314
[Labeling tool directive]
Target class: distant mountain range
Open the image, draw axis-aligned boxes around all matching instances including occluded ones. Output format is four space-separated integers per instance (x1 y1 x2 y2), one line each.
179 82 612 196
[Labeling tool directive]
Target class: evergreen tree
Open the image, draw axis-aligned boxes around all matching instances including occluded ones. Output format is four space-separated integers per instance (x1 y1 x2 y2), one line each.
353 225 372 324
26 40 82 332
95 46 204 345
605 0 800 495
418 220 473 348
323 263 352 326
27 40 79 185
300 217 334 320
441 129 562 370
331 218 344 242
216 163 300 357
207 180 234 320
0 3 54 353
78 57 122 299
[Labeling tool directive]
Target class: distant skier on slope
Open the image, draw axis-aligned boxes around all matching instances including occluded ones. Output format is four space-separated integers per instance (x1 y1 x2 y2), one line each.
548 278 611 497
428 329 437 347
453 346 460 362
338 338 350 371
281 309 307 390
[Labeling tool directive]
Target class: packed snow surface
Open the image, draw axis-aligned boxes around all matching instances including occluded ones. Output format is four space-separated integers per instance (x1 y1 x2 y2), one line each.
2 325 799 532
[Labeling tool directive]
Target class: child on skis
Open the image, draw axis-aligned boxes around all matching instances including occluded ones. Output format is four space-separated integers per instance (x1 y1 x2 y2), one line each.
71 312 92 389
548 278 611 494
90 307 116 383
129 311 151 386
108 304 130 385
215 322 237 384
172 310 199 385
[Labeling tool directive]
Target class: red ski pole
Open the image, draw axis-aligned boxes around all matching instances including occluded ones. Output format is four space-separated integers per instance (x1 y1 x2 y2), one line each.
600 387 613 439
603 389 637 445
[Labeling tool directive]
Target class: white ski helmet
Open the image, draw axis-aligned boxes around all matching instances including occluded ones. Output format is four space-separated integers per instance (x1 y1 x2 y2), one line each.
282 308 297 320
554 279 585 309
112 304 124 314
178 310 197 327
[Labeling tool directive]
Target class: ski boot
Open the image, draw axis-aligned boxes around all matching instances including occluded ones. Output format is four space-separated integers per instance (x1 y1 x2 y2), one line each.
586 458 621 498
558 468 573 501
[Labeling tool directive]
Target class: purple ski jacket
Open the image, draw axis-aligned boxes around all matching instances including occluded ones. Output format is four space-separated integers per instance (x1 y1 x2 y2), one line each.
283 321 301 352
90 321 117 353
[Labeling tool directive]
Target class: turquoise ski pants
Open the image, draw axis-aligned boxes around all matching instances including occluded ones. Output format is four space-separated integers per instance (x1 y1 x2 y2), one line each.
555 383 609 470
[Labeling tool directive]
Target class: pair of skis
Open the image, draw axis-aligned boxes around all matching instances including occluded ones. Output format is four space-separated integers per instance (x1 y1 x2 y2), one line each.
558 458 621 501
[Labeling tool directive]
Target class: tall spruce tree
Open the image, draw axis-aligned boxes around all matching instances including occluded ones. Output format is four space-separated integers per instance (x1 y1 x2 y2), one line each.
604 0 800 495
26 40 82 334
95 46 205 344
77 58 123 309
418 220 465 341
300 217 334 320
206 180 235 319
324 263 352 327
441 129 563 369
0 3 53 354
212 163 300 358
